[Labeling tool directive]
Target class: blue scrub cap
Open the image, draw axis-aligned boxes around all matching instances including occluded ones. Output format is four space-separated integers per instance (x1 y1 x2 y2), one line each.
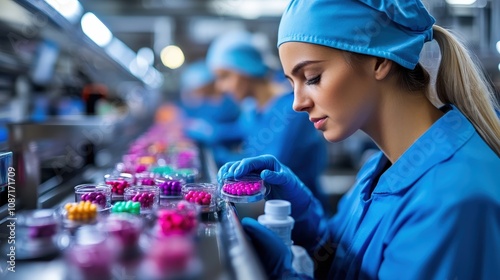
278 0 436 70
180 60 214 93
206 31 269 78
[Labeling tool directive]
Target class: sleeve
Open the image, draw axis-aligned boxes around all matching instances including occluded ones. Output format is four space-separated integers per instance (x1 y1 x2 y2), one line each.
212 119 247 142
212 144 246 166
241 97 315 165
379 194 500 280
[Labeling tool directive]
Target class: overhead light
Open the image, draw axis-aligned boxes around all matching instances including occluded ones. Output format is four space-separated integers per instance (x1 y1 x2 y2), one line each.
445 0 477 5
142 67 164 88
105 38 135 68
209 0 289 19
81 12 113 47
160 45 184 69
496 41 500 54
498 63 500 72
45 0 83 23
137 47 155 66
129 58 149 79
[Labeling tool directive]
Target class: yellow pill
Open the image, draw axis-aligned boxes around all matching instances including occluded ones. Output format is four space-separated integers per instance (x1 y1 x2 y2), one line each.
67 214 74 220
74 214 81 220
89 204 97 212
64 203 73 210
81 214 88 221
76 205 83 213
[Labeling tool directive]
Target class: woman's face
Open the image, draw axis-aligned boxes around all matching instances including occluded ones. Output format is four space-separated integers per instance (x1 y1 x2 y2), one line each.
213 69 252 101
279 42 381 142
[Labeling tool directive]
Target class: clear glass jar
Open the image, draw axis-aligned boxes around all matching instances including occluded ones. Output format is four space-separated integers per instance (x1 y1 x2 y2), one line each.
65 225 117 280
220 175 267 203
124 186 160 212
99 213 143 258
153 200 199 238
16 209 60 259
135 172 157 186
140 235 199 280
155 175 184 198
104 172 134 197
74 184 112 210
181 183 217 212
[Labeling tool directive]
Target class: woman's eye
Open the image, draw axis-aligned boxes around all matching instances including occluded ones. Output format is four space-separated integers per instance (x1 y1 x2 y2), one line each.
305 75 321 85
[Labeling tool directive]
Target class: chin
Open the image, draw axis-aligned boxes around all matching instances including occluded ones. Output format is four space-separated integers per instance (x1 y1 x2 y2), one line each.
322 129 352 143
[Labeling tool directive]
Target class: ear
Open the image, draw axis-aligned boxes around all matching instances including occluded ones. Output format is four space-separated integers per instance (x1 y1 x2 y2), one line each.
373 58 393 81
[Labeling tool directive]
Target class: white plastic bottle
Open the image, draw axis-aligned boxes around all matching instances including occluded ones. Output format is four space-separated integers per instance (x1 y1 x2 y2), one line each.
258 200 314 278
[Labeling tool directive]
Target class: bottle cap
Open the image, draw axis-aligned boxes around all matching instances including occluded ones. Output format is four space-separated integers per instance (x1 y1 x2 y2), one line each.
264 200 291 217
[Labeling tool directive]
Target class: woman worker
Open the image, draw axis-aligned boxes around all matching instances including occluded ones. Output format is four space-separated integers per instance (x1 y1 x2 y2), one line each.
207 31 330 211
180 60 241 146
219 0 500 279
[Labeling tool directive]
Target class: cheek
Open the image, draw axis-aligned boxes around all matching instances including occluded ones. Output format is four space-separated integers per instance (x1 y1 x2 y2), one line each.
319 71 375 139
319 71 358 113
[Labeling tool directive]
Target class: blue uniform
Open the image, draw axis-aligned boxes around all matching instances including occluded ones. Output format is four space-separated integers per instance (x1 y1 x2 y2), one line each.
182 94 240 124
214 93 328 201
299 105 500 279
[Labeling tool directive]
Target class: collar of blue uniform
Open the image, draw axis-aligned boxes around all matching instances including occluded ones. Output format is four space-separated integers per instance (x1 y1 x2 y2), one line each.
277 0 435 70
367 105 475 194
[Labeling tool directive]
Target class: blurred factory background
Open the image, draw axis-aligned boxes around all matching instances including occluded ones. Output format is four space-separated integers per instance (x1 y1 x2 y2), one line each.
0 0 499 212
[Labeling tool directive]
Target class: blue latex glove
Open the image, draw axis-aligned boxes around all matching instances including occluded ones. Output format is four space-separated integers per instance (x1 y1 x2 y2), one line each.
218 155 327 251
242 218 295 278
219 155 313 212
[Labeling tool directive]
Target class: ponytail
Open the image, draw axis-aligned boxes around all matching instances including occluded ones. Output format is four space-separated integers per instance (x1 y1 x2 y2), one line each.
433 25 500 156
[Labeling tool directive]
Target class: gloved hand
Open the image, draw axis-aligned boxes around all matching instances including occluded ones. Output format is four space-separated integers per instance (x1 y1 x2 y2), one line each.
218 155 326 250
219 155 314 215
242 218 295 278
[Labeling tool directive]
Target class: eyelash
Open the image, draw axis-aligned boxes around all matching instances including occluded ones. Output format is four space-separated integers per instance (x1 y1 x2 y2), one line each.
305 75 321 85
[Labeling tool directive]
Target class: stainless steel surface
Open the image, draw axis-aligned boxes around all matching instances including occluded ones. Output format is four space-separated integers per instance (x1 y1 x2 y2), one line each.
220 202 267 280
7 116 122 210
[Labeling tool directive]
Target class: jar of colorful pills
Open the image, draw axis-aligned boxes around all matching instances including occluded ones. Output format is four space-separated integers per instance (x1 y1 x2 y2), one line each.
220 175 268 203
99 213 143 258
135 172 157 186
62 201 99 225
74 184 111 210
111 201 141 215
181 183 217 212
140 235 198 280
16 209 60 259
65 225 117 280
124 186 160 212
154 200 199 238
104 173 134 197
155 176 184 198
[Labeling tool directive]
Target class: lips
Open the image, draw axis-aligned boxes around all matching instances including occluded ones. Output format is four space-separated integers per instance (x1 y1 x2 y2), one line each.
310 117 327 130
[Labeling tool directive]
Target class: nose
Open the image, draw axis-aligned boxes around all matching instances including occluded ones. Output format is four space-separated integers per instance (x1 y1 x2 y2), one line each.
292 88 313 112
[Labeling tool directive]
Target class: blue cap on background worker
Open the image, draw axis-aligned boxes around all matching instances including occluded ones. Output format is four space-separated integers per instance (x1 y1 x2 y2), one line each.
180 60 242 145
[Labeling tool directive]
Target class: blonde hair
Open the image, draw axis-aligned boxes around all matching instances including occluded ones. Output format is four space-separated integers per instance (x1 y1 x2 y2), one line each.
432 25 500 156
344 25 500 156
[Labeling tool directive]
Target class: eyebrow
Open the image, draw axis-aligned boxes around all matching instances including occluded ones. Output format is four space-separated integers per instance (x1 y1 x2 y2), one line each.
288 60 325 78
